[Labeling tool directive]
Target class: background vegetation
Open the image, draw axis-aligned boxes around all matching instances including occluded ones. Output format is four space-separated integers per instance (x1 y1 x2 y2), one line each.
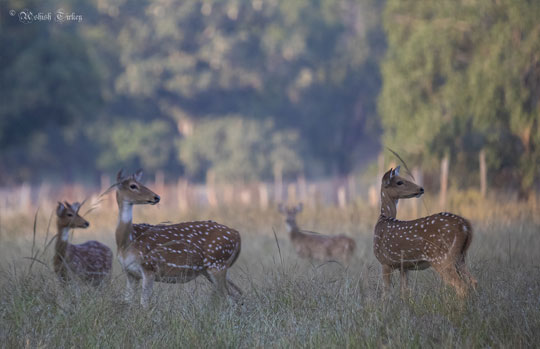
1 0 537 198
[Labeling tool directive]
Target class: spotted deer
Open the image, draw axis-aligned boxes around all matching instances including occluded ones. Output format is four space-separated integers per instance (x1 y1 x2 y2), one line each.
278 203 356 264
374 166 477 297
53 201 113 285
114 169 242 307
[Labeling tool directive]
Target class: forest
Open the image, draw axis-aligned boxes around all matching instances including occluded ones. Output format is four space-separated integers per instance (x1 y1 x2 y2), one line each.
1 0 539 198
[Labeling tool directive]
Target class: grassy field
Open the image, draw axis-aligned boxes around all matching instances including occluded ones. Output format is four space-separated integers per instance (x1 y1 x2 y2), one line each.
1 193 539 348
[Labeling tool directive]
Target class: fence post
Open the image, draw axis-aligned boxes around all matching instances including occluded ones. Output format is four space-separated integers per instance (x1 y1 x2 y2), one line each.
439 154 449 210
479 149 487 198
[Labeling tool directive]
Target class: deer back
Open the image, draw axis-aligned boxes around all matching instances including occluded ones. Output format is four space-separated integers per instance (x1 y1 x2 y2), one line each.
124 220 241 281
374 212 472 269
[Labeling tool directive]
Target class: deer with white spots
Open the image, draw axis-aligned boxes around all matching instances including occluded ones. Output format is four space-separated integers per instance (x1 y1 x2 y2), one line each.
114 169 242 307
53 201 113 285
278 203 356 264
374 166 477 297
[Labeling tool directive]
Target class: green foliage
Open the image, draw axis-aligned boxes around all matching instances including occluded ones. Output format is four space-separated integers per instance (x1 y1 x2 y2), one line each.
93 119 177 173
379 0 540 194
179 116 302 182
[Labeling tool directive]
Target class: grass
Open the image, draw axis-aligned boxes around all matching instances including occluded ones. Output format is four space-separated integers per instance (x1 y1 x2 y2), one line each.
1 194 540 348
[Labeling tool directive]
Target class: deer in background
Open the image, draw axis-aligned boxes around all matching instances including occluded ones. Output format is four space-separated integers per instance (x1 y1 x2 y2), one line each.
54 201 113 285
374 166 477 297
114 169 242 307
278 203 356 264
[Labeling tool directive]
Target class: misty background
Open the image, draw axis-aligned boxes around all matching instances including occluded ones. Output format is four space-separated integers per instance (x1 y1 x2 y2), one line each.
1 0 539 201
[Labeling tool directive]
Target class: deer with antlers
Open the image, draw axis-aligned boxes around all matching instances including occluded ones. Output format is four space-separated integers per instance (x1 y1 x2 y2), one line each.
53 201 113 285
278 203 356 264
374 166 477 297
113 169 242 307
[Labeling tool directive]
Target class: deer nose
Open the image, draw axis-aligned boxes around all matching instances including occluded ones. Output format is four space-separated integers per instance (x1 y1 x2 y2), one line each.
420 187 424 193
154 195 160 203
84 222 90 228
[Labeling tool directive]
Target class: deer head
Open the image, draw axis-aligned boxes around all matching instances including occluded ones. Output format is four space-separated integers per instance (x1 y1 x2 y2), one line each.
116 169 160 205
381 166 424 200
56 201 89 229
278 203 303 230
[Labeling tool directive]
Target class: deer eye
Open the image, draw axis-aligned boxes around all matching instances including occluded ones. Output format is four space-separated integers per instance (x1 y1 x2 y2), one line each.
130 184 138 190
397 181 404 185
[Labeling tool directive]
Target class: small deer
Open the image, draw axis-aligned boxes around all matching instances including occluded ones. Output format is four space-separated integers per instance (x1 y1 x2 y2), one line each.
53 201 113 285
278 203 356 264
374 166 477 297
114 169 242 307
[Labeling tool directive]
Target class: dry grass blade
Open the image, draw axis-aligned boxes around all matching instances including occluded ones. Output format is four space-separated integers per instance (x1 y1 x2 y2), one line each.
27 207 40 273
272 227 283 265
387 147 415 181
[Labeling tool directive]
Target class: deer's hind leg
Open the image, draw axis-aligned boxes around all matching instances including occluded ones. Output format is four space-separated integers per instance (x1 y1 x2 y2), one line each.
457 254 477 290
205 269 241 302
432 261 468 298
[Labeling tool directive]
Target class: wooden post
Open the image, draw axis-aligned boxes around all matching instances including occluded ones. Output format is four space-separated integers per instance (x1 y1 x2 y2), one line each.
206 170 218 207
273 164 283 203
287 183 297 204
347 174 356 203
337 185 346 209
439 154 449 210
479 149 487 198
177 178 189 212
258 183 268 210
297 174 307 202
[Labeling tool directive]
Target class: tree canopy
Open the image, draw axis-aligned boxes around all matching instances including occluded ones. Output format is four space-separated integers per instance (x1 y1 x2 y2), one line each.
0 0 538 196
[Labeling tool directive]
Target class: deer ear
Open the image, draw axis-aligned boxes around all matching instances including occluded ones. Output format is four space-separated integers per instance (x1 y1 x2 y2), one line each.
56 202 66 216
394 165 401 176
134 169 143 182
383 168 393 187
71 202 81 212
117 169 125 182
296 203 303 212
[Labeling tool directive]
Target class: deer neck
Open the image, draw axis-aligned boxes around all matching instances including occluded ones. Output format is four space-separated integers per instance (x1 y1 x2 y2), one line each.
116 199 134 251
54 224 70 268
380 190 398 219
285 220 302 238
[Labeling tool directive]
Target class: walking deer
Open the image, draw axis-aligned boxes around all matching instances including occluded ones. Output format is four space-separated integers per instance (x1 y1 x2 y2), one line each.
114 169 242 307
278 203 356 264
374 166 477 297
53 201 113 285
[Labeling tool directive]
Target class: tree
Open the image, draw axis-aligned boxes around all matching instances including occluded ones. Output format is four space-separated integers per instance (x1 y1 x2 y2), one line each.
379 0 539 196
178 116 303 183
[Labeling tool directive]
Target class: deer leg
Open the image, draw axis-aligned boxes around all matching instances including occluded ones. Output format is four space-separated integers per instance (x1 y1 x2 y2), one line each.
124 274 139 302
457 256 477 290
205 269 233 299
140 271 154 308
382 264 393 295
433 262 468 298
226 277 243 299
400 269 409 296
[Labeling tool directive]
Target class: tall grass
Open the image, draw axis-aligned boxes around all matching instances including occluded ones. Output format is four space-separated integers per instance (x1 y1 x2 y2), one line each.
0 195 539 347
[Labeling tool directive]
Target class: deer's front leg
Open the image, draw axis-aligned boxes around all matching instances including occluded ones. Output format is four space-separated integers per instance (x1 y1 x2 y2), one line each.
141 271 154 308
400 269 409 296
124 273 139 302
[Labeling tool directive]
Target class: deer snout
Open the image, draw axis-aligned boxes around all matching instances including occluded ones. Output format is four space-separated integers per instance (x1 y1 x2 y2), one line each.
417 187 425 197
151 195 160 204
84 221 90 228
